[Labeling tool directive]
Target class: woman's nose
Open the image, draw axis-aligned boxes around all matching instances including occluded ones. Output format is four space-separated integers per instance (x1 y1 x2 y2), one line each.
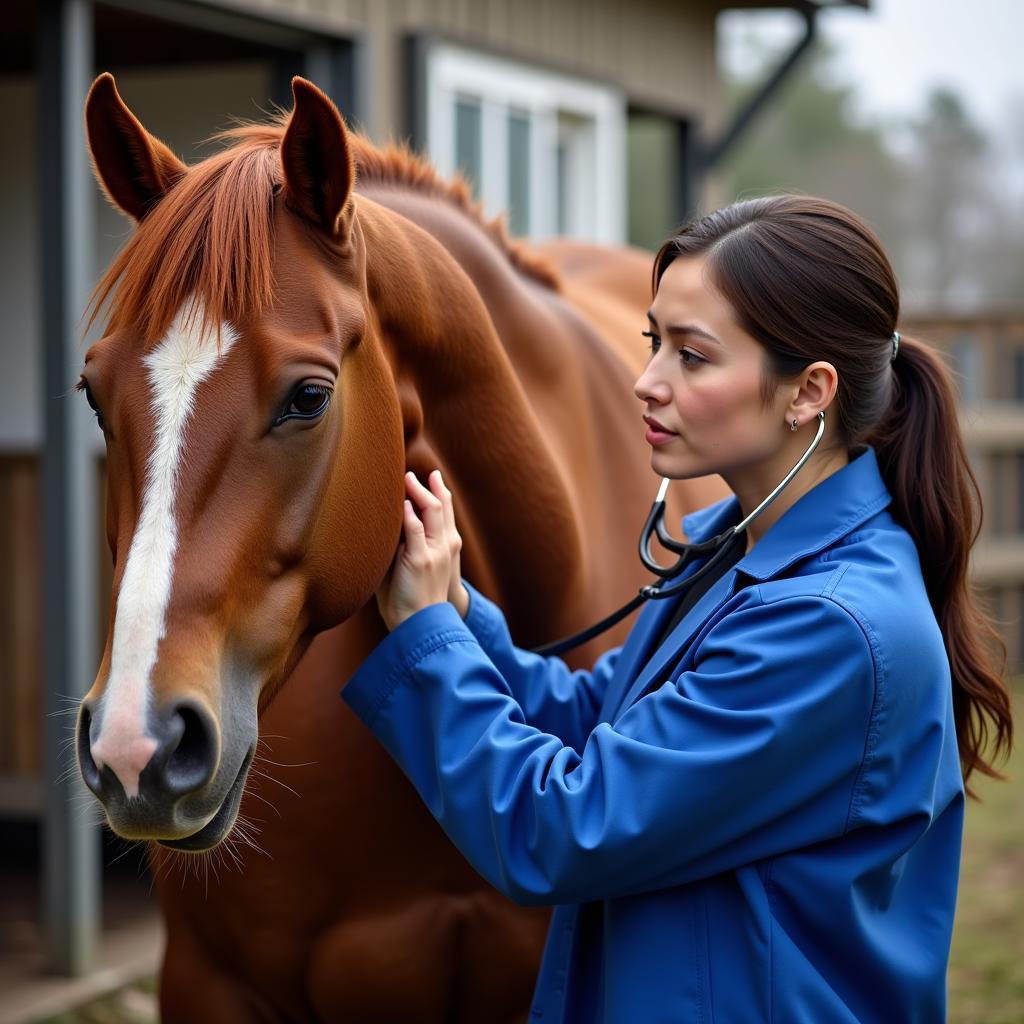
634 364 671 405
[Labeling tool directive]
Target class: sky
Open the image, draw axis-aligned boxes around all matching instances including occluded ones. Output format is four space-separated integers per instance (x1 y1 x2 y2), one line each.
720 0 1024 141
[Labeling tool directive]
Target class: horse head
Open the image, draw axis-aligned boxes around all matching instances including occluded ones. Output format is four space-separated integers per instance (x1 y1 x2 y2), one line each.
77 74 407 850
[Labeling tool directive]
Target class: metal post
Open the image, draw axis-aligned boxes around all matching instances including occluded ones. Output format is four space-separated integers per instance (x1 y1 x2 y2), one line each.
675 117 700 224
306 39 363 128
272 39 362 127
700 5 816 172
271 49 306 111
37 0 101 977
404 34 431 152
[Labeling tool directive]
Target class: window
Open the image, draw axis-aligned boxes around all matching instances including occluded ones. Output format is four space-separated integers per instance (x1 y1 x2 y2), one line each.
424 43 626 243
1016 453 1024 534
507 109 531 237
1014 348 1024 402
454 96 483 198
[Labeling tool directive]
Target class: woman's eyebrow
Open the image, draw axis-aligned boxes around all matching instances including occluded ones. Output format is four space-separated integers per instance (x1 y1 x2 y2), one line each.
646 311 721 346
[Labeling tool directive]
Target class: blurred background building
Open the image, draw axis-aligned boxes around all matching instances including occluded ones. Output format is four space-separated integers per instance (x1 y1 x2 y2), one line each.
2 0 1022 1020
716 7 1024 676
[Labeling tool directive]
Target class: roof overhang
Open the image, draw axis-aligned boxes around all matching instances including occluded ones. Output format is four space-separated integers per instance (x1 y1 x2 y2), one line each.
721 1 869 9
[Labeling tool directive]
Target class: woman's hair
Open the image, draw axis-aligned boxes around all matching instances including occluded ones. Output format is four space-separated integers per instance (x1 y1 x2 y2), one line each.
653 194 1011 793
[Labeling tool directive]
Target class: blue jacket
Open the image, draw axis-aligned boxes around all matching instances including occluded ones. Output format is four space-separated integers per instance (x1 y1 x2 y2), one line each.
343 448 964 1022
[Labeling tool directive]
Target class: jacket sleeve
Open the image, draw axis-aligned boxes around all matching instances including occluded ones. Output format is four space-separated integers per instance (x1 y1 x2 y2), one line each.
341 589 877 906
454 582 620 751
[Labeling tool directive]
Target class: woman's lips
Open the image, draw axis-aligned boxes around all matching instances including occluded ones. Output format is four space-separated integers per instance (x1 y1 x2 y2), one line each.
644 415 677 446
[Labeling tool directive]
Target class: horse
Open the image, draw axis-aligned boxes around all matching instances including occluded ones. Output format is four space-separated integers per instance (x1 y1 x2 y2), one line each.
75 73 727 1022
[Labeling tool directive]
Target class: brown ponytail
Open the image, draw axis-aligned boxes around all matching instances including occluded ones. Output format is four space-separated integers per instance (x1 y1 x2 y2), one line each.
654 195 1012 792
869 336 1011 791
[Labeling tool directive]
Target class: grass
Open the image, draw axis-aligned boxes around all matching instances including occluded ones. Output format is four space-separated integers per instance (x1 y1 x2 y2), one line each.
948 709 1024 1023
36 706 1023 1023
34 976 157 1024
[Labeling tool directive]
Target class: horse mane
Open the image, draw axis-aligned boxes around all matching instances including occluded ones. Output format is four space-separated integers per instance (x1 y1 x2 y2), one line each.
89 117 560 347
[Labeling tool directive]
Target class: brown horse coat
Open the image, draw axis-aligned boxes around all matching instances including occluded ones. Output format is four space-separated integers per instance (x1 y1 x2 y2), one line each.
77 75 727 1022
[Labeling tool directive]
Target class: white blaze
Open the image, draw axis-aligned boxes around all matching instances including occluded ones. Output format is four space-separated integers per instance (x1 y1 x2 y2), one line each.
91 306 237 798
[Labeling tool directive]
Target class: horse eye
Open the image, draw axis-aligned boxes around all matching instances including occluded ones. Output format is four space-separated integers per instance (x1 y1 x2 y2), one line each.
78 379 105 430
277 383 332 425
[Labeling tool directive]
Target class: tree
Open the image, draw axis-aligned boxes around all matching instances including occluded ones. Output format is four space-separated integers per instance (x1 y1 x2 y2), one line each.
717 37 1024 313
902 88 989 308
718 39 908 273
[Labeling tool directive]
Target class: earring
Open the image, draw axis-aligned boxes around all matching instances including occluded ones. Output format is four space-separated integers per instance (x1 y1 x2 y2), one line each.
790 418 798 432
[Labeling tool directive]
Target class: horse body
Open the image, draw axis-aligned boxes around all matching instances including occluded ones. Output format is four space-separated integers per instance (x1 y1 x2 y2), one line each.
77 76 725 1022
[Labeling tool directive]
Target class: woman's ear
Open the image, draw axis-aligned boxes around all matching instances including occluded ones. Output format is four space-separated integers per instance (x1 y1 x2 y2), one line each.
787 361 839 425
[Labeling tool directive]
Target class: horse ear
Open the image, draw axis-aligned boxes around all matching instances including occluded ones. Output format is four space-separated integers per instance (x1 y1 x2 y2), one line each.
85 73 187 221
281 77 355 238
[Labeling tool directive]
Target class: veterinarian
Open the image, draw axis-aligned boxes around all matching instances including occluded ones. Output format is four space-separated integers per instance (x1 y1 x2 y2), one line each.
341 195 1012 1023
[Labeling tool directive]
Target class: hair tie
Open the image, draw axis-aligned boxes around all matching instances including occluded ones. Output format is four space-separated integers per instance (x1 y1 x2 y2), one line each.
891 330 900 363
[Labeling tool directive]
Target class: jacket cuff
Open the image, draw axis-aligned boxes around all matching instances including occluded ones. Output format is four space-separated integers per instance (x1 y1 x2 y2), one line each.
461 581 501 647
341 602 475 727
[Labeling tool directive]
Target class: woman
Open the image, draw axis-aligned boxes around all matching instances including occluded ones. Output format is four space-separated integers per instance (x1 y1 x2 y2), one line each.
341 196 1012 1022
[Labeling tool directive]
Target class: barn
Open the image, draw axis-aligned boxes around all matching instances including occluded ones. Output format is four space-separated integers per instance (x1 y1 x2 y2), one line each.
0 0 868 1015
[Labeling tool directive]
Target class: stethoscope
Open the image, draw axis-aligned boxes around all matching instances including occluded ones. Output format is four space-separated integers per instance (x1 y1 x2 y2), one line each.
532 411 826 656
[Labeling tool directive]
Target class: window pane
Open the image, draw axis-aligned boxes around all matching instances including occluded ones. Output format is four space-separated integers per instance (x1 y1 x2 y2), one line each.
1017 452 1024 533
627 113 680 250
556 139 569 236
507 110 531 237
555 112 591 238
455 96 482 199
1014 348 1024 402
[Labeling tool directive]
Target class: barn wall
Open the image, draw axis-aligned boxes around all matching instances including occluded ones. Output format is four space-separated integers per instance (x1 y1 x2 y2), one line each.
200 0 726 134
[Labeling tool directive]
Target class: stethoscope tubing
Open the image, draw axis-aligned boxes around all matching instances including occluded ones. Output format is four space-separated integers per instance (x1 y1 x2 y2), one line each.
531 411 826 657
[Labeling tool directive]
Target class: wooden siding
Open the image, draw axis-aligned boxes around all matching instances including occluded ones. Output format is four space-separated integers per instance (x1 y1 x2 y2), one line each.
0 457 41 778
906 316 1024 671
0 457 110 784
202 0 726 129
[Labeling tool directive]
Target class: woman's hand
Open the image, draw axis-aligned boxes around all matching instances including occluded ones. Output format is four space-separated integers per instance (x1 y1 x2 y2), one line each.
376 470 470 631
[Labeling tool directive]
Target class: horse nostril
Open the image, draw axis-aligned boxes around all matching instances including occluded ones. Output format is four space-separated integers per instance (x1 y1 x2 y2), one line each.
77 705 102 794
162 704 217 796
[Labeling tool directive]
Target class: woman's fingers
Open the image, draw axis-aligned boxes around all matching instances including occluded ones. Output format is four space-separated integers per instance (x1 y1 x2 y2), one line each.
430 470 457 538
402 499 427 556
405 472 445 540
379 471 464 630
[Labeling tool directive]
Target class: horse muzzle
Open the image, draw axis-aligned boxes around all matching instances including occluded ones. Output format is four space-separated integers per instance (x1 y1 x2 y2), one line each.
77 697 253 849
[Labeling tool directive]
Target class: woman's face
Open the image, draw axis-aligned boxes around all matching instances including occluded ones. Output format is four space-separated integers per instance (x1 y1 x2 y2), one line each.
634 255 791 483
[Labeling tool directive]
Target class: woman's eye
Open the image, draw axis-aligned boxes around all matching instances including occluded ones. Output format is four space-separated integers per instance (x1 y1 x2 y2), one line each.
642 332 705 368
277 383 332 425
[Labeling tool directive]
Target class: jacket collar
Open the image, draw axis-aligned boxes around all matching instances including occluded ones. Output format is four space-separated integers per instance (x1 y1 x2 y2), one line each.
681 446 892 583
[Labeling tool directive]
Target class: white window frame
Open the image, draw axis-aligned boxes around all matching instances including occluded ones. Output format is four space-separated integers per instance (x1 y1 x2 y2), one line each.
425 43 626 244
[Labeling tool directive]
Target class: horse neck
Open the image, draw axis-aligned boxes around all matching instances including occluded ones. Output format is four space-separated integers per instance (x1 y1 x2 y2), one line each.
356 198 584 628
357 184 571 378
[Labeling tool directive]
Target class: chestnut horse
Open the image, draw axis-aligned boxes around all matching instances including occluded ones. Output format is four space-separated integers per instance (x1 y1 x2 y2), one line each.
76 74 726 1022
